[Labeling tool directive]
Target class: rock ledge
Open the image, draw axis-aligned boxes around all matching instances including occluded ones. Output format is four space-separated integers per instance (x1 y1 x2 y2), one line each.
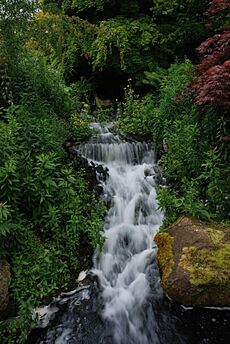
154 215 230 306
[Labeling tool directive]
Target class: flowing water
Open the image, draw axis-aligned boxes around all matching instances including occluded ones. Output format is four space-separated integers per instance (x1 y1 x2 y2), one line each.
81 123 164 344
29 123 230 344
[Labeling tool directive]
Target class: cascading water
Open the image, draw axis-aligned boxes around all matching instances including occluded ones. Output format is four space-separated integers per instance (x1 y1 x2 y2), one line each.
29 123 230 344
79 123 164 343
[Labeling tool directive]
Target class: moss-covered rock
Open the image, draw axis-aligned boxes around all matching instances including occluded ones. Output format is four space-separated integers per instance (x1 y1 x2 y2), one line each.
154 215 230 306
0 260 10 316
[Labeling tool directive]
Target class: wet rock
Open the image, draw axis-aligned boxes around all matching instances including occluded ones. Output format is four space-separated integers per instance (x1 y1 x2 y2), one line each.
95 164 105 174
154 215 230 306
0 260 10 316
65 149 101 195
90 161 109 184
94 184 104 197
64 140 108 195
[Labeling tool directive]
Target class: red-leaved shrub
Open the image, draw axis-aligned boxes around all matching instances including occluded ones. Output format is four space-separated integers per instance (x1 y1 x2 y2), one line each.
205 0 230 16
196 30 230 72
192 1 230 112
193 60 230 109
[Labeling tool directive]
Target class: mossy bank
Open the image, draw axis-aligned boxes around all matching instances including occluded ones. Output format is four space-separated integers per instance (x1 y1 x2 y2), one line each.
155 215 230 306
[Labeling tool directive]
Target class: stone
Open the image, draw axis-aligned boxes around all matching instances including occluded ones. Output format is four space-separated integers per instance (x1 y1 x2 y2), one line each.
95 96 113 108
0 260 10 315
154 215 230 306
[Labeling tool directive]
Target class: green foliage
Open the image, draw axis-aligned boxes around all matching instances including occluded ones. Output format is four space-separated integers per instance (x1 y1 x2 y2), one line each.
0 106 105 341
0 300 36 344
70 78 95 106
93 106 113 123
150 0 207 19
159 59 195 121
32 11 96 80
1 0 228 341
139 67 167 90
198 148 230 219
0 1 40 107
150 0 181 17
151 0 208 50
0 7 100 339
63 0 109 12
158 181 211 229
39 0 208 85
29 9 66 63
11 237 69 302
117 60 195 141
58 16 96 79
156 60 229 226
91 17 130 71
160 115 201 183
0 203 22 259
117 59 229 226
117 80 157 138
70 106 94 142
17 49 72 116
90 14 192 77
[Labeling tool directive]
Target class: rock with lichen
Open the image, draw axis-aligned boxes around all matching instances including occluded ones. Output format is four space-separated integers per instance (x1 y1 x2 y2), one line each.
154 215 230 306
0 260 10 316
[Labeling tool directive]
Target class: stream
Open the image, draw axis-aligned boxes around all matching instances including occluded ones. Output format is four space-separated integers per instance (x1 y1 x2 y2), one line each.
28 123 230 344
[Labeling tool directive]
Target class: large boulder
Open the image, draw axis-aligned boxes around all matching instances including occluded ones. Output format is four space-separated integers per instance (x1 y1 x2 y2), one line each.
0 260 10 315
154 215 230 306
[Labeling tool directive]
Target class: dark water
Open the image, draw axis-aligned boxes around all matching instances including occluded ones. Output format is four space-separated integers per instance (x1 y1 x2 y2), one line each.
28 123 230 344
28 275 230 344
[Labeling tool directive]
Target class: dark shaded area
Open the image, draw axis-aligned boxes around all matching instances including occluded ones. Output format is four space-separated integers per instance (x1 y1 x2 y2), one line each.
62 0 151 23
27 269 230 344
171 303 230 344
66 57 93 85
94 69 129 100
26 276 107 344
66 63 128 102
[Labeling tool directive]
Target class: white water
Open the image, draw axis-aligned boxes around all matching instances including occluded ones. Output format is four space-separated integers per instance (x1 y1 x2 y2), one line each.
32 123 230 344
80 123 164 343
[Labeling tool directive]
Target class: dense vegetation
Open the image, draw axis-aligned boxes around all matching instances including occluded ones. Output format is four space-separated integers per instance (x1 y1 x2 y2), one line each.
0 1 105 342
0 0 229 342
116 0 230 226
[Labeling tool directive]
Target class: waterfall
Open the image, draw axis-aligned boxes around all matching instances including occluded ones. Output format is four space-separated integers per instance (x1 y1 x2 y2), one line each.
29 123 230 344
81 123 164 343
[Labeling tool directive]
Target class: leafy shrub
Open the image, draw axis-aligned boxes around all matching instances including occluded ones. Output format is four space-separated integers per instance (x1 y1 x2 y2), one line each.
0 5 105 342
158 181 211 229
0 108 104 256
17 49 72 117
192 1 230 115
93 106 114 123
117 60 229 226
117 60 195 142
69 78 95 108
117 81 156 138
12 238 69 303
159 59 195 121
160 115 202 184
198 148 230 219
156 60 229 225
90 12 203 80
0 105 105 342
70 106 94 142
0 203 23 260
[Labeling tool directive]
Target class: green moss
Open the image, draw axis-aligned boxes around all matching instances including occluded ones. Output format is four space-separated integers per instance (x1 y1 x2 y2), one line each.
155 233 174 285
179 244 230 287
206 227 224 245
